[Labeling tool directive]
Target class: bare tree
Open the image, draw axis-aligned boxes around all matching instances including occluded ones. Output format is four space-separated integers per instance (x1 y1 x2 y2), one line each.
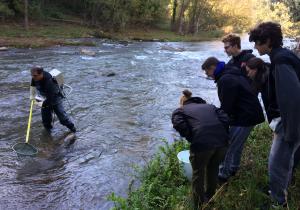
24 0 29 30
177 0 190 35
171 0 178 31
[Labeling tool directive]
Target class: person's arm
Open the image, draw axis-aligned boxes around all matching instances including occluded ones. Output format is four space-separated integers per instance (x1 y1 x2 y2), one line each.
218 76 238 116
274 63 300 142
171 108 192 141
215 107 230 131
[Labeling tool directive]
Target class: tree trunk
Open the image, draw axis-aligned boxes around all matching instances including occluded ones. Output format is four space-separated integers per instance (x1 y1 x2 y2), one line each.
24 0 29 31
171 0 178 31
177 0 190 35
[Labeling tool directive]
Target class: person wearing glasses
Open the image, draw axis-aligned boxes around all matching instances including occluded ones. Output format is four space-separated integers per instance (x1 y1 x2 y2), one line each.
222 34 255 77
30 66 76 133
249 21 300 207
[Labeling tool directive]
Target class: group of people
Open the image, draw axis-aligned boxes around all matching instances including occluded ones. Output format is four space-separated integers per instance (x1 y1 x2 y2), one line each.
172 21 300 209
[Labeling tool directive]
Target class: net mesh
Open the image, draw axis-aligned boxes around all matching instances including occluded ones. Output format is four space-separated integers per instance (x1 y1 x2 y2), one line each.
13 143 38 156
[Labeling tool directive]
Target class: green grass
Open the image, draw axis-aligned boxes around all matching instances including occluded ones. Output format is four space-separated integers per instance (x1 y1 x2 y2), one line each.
108 124 300 210
0 22 223 48
0 23 93 38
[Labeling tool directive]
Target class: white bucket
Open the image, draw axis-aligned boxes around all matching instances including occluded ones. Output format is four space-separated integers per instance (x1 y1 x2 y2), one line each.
177 150 192 181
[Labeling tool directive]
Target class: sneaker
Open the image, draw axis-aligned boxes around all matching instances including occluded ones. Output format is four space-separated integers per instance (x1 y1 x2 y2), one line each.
271 202 287 209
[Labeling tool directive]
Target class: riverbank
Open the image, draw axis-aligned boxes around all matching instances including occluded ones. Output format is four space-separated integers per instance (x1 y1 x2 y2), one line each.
109 124 300 210
0 22 222 48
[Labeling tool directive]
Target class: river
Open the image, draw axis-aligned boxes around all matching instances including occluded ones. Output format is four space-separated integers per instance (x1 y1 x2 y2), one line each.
0 36 292 209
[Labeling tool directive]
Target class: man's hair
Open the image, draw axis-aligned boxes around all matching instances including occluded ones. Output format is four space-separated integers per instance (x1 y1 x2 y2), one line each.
222 34 241 49
202 57 219 70
31 66 44 74
249 21 283 48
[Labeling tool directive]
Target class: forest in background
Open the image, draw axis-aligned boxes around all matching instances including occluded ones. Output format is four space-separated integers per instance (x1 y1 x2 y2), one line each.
0 0 299 36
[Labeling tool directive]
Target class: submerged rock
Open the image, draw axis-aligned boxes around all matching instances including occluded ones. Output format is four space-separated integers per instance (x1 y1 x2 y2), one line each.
160 45 185 52
63 133 76 146
0 47 8 51
80 48 96 56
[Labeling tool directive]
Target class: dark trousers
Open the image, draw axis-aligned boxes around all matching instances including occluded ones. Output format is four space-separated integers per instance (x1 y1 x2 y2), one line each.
41 102 74 130
189 147 227 209
294 147 300 169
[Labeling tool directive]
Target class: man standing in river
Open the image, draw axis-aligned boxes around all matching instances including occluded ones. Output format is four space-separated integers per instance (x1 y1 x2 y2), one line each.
201 57 264 182
30 66 76 133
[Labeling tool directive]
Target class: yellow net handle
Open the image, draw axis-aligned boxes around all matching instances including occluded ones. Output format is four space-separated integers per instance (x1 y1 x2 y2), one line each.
25 100 34 143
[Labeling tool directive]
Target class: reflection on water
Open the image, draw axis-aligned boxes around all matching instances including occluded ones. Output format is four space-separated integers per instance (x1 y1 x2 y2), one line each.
0 36 278 209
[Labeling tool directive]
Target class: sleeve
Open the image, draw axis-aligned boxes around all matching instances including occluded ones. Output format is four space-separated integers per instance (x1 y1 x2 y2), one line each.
274 63 300 142
218 76 239 116
215 107 230 131
171 108 192 141
30 79 35 86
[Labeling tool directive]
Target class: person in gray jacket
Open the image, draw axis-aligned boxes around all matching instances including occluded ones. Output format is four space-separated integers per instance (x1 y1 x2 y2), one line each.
249 21 300 207
172 90 229 209
30 66 76 133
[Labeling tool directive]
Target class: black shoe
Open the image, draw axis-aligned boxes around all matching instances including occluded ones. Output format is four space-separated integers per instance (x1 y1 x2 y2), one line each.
69 126 76 133
218 176 228 185
44 126 53 133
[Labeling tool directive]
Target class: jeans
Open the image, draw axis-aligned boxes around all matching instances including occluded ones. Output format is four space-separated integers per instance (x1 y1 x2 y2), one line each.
189 147 227 209
218 126 253 179
269 122 300 204
41 102 75 131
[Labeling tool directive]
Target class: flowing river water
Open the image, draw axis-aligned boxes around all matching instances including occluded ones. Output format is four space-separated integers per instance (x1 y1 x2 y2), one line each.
0 36 292 209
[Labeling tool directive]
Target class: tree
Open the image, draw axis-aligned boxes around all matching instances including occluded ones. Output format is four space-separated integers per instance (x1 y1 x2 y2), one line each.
171 0 178 31
24 0 28 30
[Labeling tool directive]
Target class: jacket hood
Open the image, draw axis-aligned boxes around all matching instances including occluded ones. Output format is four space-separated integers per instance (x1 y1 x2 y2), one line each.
183 97 206 105
233 49 254 63
214 65 241 82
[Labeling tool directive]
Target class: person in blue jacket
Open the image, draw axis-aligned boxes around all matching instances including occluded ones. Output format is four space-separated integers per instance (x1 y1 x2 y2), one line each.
201 57 265 182
249 22 300 206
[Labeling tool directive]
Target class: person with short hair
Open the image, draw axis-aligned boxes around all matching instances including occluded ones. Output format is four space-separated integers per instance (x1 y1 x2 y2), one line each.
172 90 229 209
222 33 255 76
201 57 264 182
30 66 76 133
249 22 300 206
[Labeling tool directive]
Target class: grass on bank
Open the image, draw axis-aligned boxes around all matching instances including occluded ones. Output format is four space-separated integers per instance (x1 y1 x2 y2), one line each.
0 22 222 48
108 123 300 210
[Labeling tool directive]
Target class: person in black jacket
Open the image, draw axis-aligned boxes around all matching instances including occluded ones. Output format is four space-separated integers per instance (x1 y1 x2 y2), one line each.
222 33 255 77
30 66 76 133
245 50 300 206
172 90 229 209
201 57 265 182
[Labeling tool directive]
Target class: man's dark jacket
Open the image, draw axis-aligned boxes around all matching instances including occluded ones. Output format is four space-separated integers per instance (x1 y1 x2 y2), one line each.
215 65 265 126
269 47 300 143
31 71 63 105
227 49 255 77
172 97 229 152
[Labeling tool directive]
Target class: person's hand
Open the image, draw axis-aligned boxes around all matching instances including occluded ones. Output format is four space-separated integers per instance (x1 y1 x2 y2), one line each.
34 100 43 107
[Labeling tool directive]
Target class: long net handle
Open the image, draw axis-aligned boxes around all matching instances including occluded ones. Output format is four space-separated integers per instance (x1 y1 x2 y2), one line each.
25 100 34 143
